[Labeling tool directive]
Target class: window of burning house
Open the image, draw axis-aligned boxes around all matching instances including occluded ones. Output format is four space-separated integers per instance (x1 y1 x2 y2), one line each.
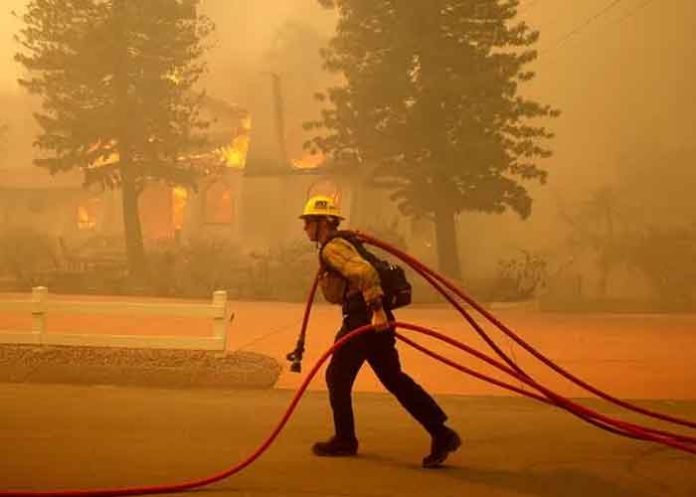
172 187 188 230
203 182 235 225
76 197 101 230
139 185 175 240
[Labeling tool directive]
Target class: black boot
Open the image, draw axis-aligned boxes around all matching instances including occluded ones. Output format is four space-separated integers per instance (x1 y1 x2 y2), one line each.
312 436 359 457
422 426 461 468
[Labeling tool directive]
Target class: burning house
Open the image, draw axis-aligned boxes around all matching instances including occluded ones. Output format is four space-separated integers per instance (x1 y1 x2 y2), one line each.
0 74 363 259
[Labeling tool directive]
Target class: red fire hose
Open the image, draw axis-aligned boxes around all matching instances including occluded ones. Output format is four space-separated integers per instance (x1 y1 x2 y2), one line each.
357 231 696 430
1 233 693 497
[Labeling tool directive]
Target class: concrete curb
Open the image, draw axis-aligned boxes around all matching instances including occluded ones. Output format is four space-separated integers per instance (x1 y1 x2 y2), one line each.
0 344 282 389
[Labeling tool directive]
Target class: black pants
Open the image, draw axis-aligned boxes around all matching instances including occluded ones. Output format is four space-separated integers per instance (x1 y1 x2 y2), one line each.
326 296 448 441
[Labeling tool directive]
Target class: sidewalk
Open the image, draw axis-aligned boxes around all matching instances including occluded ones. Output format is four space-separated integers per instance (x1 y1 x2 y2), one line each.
0 383 694 497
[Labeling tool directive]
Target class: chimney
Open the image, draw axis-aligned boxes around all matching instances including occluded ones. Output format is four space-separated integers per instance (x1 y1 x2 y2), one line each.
244 72 291 176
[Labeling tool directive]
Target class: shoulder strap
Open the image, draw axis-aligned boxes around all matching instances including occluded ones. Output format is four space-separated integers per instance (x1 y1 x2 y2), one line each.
320 231 381 274
321 231 377 263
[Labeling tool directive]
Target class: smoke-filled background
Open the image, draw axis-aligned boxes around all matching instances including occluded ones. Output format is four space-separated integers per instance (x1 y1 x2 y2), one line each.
3 1 693 176
1 0 695 309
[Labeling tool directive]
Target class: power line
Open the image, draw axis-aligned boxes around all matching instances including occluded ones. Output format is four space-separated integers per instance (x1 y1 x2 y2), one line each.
609 0 657 27
538 0 626 56
534 0 660 67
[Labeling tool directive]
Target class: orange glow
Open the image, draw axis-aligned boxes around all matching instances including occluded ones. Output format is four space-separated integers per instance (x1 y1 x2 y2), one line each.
76 197 100 230
220 115 251 169
204 182 234 224
85 140 119 168
292 151 324 169
220 134 249 168
164 69 182 85
172 187 188 230
139 185 175 240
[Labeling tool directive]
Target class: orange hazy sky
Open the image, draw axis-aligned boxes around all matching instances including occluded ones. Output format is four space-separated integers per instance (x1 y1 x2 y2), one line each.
1 0 694 187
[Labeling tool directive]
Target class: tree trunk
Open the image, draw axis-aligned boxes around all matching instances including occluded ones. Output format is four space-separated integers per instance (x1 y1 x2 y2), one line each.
112 0 146 284
434 205 461 280
121 163 147 281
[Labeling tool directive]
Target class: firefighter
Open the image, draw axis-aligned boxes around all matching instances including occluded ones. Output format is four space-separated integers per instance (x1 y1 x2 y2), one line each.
300 195 461 468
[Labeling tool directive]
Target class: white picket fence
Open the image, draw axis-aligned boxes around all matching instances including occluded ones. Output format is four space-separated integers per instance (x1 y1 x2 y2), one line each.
0 287 233 351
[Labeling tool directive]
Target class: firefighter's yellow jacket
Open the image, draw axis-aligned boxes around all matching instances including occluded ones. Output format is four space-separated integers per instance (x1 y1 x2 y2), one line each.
319 237 384 305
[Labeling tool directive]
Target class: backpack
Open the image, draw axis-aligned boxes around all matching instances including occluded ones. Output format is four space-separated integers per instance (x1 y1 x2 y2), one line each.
321 231 412 310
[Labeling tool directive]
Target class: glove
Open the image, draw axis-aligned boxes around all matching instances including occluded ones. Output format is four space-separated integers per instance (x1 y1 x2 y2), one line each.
368 298 390 332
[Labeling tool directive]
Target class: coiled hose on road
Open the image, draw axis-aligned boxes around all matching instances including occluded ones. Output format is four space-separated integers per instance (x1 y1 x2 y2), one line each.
2 233 694 497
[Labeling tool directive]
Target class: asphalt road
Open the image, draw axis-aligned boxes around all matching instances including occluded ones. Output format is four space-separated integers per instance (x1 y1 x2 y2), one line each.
1 383 694 497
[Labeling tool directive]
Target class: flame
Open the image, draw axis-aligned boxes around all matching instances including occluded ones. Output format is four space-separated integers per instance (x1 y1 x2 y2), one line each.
164 69 182 85
76 198 100 230
172 187 188 230
220 115 252 169
85 140 119 169
220 134 249 169
292 151 324 169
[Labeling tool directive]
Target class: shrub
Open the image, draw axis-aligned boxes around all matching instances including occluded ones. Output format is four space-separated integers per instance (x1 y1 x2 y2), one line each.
0 227 57 288
491 250 548 302
266 239 317 301
148 235 251 299
626 225 696 311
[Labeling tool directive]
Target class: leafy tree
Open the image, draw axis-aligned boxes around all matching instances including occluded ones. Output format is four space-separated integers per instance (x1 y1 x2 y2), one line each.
14 0 215 278
307 0 558 278
557 186 631 299
627 225 696 311
557 147 696 302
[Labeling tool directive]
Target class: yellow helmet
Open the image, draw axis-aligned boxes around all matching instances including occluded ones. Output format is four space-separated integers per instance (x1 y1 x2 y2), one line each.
299 195 344 220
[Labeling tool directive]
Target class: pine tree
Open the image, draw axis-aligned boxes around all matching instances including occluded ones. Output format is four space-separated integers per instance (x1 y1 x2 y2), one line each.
308 0 559 278
15 0 215 278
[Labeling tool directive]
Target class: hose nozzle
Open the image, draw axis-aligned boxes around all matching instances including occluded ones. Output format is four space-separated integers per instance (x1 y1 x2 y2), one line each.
289 359 302 373
286 346 304 374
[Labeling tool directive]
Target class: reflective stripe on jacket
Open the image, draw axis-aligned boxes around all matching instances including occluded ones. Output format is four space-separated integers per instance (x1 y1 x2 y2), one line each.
319 236 384 305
